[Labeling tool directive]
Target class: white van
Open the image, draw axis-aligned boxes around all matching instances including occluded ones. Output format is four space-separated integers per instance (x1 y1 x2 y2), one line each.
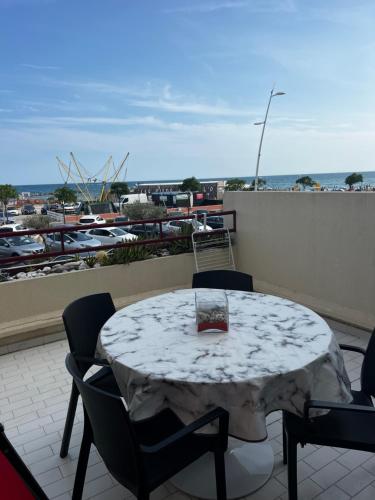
114 193 148 209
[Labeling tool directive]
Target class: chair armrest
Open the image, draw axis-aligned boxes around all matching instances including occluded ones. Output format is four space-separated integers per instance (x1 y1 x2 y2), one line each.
304 399 375 420
74 354 110 366
339 344 366 356
141 407 229 454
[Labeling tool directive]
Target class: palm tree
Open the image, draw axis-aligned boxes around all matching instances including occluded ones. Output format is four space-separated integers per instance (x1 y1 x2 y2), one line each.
110 182 130 206
225 178 246 191
296 176 316 190
0 184 18 223
345 173 363 190
181 177 201 192
54 186 77 223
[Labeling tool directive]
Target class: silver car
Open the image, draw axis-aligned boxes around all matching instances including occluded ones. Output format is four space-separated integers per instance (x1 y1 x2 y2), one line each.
45 231 102 256
85 227 137 245
0 236 45 258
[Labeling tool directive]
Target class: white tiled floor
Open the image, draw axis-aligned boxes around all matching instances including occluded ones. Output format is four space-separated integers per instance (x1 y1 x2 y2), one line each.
0 326 373 499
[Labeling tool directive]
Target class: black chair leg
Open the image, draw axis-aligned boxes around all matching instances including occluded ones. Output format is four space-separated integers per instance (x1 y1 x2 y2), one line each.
60 381 79 458
214 450 227 500
287 434 298 500
137 491 150 500
72 420 92 500
282 411 287 465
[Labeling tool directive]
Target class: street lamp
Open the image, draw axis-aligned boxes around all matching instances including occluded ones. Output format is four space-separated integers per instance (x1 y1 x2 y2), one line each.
253 87 285 191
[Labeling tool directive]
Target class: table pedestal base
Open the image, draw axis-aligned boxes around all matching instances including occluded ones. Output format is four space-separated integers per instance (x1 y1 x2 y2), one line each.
171 437 274 499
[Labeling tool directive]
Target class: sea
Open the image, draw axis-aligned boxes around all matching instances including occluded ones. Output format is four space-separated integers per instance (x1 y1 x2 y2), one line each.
14 170 375 200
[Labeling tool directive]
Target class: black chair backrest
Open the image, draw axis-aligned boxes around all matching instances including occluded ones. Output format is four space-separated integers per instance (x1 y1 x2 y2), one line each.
65 354 140 487
192 270 254 292
361 328 375 397
62 293 115 374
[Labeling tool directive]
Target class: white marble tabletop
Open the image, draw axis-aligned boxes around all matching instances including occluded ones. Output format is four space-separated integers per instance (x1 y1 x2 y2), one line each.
97 289 352 441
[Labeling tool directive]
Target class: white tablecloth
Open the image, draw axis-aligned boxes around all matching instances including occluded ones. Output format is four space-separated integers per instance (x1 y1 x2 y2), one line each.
98 289 352 441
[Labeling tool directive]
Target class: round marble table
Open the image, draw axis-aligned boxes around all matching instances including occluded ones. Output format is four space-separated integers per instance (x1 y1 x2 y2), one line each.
98 289 351 498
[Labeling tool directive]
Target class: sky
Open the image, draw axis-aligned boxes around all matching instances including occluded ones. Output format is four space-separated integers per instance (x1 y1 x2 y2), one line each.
0 0 375 184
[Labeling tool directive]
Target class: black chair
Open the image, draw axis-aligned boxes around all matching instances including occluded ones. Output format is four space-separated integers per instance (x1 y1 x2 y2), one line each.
192 270 254 292
66 353 229 500
60 293 120 458
284 328 375 500
0 423 49 499
282 329 375 464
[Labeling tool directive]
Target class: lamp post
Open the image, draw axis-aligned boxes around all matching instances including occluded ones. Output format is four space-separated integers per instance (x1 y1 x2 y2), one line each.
253 87 285 191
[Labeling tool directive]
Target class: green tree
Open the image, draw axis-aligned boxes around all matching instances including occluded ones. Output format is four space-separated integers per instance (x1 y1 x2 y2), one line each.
181 176 201 192
0 184 18 222
249 178 267 190
110 182 130 204
123 202 166 220
225 178 246 191
345 173 363 190
54 186 77 223
296 176 316 190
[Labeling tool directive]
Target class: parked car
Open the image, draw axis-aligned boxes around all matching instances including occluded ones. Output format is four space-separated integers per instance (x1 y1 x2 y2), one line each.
163 219 212 234
63 203 77 213
0 236 45 258
5 206 20 216
45 231 102 255
127 223 162 238
41 203 60 215
192 209 210 216
78 215 106 225
113 216 129 223
0 224 27 233
206 216 224 229
21 204 37 215
0 217 15 225
85 227 137 245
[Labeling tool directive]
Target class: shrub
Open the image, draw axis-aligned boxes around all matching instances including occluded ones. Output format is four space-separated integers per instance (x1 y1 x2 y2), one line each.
23 214 52 229
123 202 167 220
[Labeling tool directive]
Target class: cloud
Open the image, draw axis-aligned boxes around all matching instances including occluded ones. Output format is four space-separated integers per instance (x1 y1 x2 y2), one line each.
164 1 248 14
164 0 296 14
130 98 256 117
1 118 375 184
50 79 157 99
45 78 257 117
4 115 166 128
21 63 60 70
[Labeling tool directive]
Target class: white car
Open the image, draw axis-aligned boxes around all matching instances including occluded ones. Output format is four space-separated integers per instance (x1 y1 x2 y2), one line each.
164 219 212 234
0 223 27 233
86 227 138 245
78 215 106 225
6 206 20 216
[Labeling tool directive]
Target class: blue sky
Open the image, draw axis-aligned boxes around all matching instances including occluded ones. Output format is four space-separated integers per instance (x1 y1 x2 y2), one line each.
1 0 375 184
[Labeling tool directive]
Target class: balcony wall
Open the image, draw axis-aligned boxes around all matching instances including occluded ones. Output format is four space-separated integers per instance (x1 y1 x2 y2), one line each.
224 191 375 330
0 253 195 346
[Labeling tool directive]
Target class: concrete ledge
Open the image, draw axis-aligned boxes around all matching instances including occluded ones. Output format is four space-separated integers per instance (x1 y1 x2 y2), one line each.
0 253 196 347
0 285 189 348
0 285 190 354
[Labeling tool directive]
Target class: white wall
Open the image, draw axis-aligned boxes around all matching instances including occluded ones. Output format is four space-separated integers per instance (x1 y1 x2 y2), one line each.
224 192 375 330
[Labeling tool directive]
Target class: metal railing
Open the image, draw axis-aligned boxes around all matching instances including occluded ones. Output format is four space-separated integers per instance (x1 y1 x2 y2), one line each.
0 211 236 271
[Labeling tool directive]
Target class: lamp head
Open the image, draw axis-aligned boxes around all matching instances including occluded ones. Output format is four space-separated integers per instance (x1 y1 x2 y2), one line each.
254 121 264 126
272 91 286 97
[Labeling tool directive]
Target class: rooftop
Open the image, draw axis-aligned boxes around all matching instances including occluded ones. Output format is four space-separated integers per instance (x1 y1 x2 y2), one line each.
0 322 373 500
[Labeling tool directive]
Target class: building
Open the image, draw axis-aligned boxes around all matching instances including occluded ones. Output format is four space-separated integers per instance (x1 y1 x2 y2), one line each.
135 180 225 200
